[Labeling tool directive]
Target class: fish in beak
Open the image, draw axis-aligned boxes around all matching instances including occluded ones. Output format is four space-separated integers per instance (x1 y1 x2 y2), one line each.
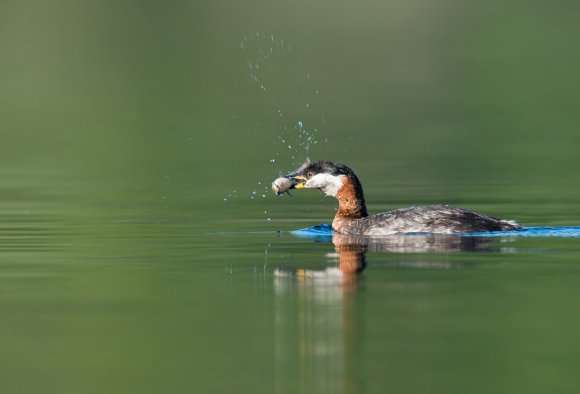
271 161 310 195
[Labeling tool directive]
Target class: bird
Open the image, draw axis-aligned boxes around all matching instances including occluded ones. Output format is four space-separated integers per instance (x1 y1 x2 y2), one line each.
275 160 521 235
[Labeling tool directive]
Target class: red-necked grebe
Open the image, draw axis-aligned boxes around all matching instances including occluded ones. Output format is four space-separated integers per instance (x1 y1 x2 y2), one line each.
272 161 521 235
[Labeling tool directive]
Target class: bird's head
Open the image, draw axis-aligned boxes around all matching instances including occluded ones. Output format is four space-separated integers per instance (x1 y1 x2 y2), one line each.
286 161 355 197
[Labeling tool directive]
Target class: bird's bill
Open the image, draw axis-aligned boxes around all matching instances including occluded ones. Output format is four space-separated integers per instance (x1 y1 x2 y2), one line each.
285 161 310 189
291 175 307 189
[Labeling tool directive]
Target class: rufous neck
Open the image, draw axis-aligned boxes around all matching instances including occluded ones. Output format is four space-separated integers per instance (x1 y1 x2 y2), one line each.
335 176 368 219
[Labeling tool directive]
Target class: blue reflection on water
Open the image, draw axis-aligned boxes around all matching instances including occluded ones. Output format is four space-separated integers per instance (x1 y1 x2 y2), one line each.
291 224 580 238
291 224 333 238
465 226 580 237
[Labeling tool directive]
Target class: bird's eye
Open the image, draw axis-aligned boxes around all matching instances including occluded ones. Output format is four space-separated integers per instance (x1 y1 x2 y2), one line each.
307 171 313 178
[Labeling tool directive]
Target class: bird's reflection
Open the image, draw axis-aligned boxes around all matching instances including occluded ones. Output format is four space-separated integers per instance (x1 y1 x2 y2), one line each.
278 233 496 277
273 233 500 394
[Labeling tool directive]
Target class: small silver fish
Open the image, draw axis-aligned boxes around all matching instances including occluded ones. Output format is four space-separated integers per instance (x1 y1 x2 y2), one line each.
272 177 296 196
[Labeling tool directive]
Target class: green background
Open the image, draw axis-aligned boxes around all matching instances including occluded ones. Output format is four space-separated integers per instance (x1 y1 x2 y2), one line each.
1 1 580 393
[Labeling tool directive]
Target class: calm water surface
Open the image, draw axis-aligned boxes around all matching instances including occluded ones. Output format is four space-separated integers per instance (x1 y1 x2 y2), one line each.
2 166 580 394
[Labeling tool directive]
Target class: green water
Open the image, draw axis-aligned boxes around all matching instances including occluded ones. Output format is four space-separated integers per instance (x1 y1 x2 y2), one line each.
2 1 580 393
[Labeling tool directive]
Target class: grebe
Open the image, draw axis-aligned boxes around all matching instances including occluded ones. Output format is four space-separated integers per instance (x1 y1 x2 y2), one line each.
273 161 521 235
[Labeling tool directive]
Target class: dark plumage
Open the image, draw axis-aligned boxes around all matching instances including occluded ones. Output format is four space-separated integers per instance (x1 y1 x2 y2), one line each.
282 161 521 235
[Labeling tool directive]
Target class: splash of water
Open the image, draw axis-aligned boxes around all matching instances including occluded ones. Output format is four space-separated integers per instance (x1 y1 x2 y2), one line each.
225 33 327 223
240 32 322 168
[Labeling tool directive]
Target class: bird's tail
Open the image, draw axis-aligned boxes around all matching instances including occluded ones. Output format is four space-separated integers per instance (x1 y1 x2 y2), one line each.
499 219 521 230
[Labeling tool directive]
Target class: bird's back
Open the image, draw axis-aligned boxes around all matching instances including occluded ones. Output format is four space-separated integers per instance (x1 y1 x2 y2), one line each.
336 204 520 235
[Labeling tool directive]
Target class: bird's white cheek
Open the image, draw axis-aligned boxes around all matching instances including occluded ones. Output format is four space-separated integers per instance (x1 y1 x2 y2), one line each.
305 174 343 197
